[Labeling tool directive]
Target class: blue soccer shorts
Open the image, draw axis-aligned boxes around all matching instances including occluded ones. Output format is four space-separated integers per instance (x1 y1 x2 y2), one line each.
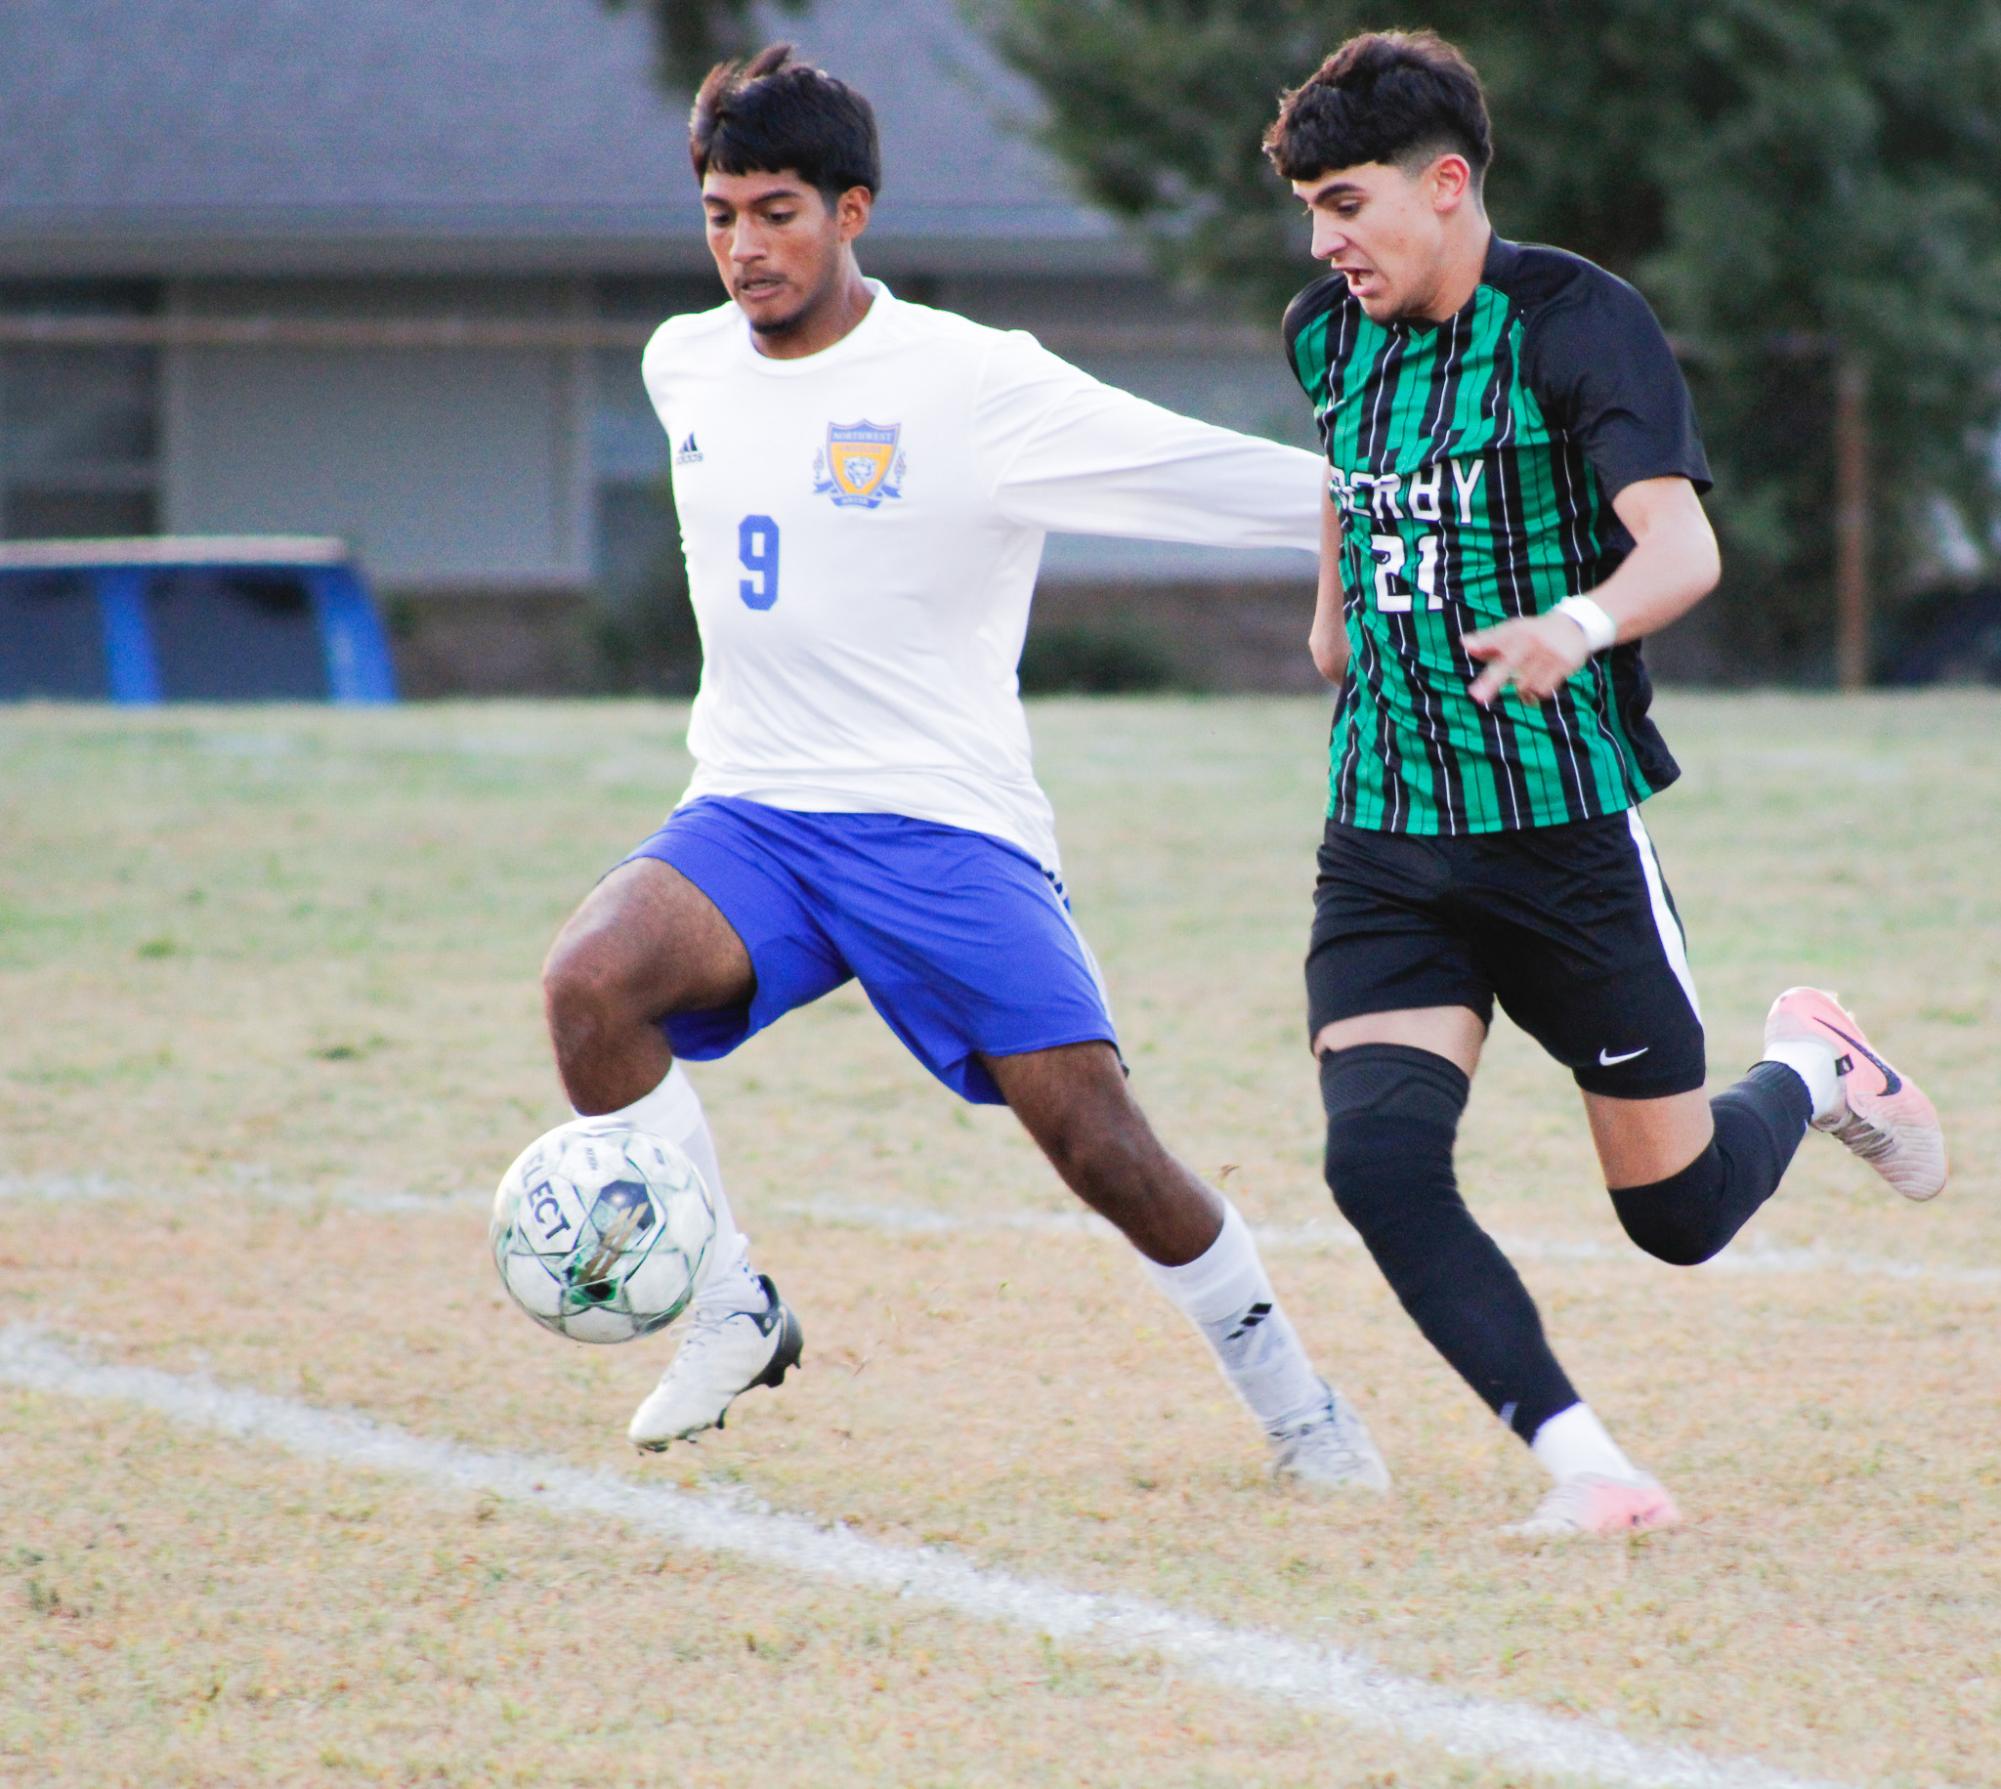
622 796 1118 1105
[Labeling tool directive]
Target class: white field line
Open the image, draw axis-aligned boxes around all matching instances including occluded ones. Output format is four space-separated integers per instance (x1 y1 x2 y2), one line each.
1 1173 1995 1290
0 1323 1846 1789
771 1198 2001 1290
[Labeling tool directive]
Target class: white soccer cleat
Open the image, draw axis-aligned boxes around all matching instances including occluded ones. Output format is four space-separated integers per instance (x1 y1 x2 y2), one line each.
1501 1473 1682 1542
628 1273 803 1451
1765 986 1947 1201
1268 1384 1391 1493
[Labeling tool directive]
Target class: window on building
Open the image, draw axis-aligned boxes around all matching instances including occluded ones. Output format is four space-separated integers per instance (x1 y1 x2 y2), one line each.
588 279 712 609
591 345 681 608
587 280 713 689
0 283 161 541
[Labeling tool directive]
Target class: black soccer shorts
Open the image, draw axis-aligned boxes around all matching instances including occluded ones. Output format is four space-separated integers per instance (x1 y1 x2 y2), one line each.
1305 807 1707 1099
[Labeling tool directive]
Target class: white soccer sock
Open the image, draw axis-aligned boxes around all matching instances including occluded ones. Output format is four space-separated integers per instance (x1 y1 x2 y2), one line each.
1531 1402 1641 1484
583 1064 760 1312
1756 1040 1843 1123
1140 1200 1331 1435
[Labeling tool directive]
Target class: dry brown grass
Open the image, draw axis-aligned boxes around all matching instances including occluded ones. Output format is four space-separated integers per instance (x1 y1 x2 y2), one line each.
12 1394 1473 1789
3 694 1998 1787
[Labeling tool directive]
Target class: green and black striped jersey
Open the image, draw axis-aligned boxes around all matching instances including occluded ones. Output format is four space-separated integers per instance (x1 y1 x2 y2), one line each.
1284 236 1711 835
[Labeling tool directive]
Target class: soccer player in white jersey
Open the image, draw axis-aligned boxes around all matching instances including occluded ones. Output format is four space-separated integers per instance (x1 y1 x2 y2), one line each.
539 44 1386 1490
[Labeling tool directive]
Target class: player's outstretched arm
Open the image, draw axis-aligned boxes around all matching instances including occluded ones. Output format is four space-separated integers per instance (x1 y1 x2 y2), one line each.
978 333 1324 556
1463 476 1718 706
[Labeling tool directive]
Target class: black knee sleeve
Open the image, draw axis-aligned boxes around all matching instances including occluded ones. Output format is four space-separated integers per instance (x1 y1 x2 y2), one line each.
1319 1043 1579 1441
1609 1144 1731 1266
1320 1043 1470 1239
1609 1061 1813 1266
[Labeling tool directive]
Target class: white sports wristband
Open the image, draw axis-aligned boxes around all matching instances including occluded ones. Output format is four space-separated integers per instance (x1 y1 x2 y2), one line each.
1554 594 1617 655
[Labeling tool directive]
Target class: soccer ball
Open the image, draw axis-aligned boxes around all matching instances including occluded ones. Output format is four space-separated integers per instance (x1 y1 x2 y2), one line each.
490 1119 716 1344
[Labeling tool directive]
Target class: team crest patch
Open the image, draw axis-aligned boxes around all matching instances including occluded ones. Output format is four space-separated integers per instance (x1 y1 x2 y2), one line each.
812 421 907 509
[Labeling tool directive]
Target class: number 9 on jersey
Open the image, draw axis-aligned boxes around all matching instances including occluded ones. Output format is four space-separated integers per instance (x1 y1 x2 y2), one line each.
738 514 780 610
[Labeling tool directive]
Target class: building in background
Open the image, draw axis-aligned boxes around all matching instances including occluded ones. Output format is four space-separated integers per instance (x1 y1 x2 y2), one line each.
0 0 1318 693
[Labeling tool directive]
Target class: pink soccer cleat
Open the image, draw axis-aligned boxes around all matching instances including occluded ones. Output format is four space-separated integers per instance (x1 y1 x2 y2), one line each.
1765 987 1947 1201
1502 1474 1683 1542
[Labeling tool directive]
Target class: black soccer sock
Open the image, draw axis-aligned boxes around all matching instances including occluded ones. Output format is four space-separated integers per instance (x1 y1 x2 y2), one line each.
1320 1044 1580 1443
1608 1061 1814 1266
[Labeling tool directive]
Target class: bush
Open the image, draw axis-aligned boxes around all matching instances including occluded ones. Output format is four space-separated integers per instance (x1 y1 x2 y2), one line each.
1016 624 1186 694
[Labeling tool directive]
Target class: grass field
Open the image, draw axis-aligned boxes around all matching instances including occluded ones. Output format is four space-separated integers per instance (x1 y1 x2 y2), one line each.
3 692 1997 1789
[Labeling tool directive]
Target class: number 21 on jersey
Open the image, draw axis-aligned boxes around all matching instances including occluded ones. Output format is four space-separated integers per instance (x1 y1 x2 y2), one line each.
738 515 780 610
1370 532 1442 614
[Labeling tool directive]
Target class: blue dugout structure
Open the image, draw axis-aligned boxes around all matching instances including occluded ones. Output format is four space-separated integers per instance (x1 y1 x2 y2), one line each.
0 537 397 704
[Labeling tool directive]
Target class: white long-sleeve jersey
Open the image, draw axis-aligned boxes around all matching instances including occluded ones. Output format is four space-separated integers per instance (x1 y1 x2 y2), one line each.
643 281 1322 871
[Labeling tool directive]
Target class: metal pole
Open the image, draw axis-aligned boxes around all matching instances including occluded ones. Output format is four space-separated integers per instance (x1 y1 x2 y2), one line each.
1833 350 1870 691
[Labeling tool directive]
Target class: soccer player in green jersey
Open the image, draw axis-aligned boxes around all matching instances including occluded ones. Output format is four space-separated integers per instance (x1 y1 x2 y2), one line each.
1265 31 1949 1537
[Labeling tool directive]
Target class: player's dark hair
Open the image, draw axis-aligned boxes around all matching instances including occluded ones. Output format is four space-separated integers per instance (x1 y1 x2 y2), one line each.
689 43 881 205
1263 30 1492 187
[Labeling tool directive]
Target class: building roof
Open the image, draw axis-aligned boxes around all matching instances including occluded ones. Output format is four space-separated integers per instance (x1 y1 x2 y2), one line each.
0 0 1128 277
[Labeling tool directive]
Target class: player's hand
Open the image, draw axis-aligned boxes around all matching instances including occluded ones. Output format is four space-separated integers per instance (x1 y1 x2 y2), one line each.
1461 614 1591 707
